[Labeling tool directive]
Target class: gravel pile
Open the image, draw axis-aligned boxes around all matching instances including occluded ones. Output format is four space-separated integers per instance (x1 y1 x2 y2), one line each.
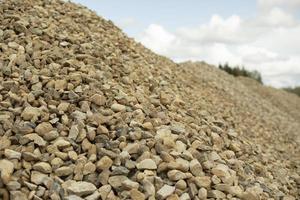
0 0 299 199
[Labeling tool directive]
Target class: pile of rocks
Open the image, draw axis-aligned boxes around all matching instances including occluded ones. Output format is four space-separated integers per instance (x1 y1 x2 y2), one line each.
0 0 299 199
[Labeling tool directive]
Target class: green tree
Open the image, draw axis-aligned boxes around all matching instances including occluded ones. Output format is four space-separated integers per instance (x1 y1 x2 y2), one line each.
218 63 263 84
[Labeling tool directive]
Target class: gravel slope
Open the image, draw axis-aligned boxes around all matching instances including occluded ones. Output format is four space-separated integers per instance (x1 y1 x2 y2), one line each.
0 0 299 199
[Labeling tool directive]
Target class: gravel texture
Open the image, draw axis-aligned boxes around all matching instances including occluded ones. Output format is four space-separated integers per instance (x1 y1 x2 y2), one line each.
0 0 299 199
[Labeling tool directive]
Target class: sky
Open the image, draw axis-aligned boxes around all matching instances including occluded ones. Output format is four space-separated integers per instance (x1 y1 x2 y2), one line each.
72 0 300 88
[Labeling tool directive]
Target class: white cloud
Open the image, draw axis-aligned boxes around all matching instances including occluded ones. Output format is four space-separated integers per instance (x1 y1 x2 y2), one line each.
257 7 297 27
258 0 300 12
137 1 300 88
139 24 179 55
177 15 244 44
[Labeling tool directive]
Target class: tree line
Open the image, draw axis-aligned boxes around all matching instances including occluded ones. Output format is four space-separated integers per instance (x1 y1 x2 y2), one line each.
218 63 263 84
283 87 300 97
218 63 300 97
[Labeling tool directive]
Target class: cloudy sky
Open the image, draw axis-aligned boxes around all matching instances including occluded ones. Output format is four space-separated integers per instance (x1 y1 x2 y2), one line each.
72 0 300 88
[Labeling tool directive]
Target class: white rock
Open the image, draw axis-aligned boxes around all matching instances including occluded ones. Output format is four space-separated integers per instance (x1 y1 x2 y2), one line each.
136 159 157 170
67 181 97 196
157 185 175 199
111 103 126 112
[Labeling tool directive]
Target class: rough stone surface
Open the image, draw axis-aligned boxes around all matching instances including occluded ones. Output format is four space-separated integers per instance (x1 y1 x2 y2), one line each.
33 162 52 174
157 185 176 199
90 94 106 106
4 149 21 160
136 159 157 170
0 159 14 183
96 156 113 170
67 181 97 196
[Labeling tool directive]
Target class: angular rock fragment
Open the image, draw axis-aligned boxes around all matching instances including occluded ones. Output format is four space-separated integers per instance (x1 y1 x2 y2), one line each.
67 181 97 196
0 159 14 183
136 159 157 170
157 185 175 199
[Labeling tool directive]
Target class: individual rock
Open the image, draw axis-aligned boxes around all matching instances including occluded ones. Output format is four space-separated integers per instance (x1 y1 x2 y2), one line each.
10 191 27 200
194 176 211 188
111 166 129 175
122 179 139 190
35 122 53 136
111 103 126 112
98 185 112 200
241 192 260 200
175 180 187 190
130 189 145 200
167 170 190 181
178 193 189 200
56 166 73 177
160 92 172 105
65 195 84 200
198 188 207 199
22 152 39 161
124 143 140 154
97 125 109 135
83 162 96 175
23 133 46 146
142 179 155 197
51 157 64 168
6 181 21 190
67 181 97 196
57 102 70 112
68 151 78 161
136 159 157 170
155 128 177 148
228 185 243 197
4 149 21 160
190 159 203 176
69 125 79 141
33 162 52 173
55 79 67 90
21 107 41 122
283 196 296 200
53 138 70 148
90 94 106 106
30 171 48 185
85 191 101 200
142 122 153 130
96 156 113 170
211 164 230 178
168 158 189 172
0 159 14 183
157 185 175 199
0 136 11 150
207 190 226 198
44 130 59 141
108 175 128 189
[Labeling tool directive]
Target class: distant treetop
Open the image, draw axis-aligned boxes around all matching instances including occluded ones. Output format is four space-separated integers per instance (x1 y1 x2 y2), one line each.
218 63 263 84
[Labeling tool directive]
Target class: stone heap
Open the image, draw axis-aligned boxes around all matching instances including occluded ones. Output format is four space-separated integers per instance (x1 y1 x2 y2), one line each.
0 0 299 200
